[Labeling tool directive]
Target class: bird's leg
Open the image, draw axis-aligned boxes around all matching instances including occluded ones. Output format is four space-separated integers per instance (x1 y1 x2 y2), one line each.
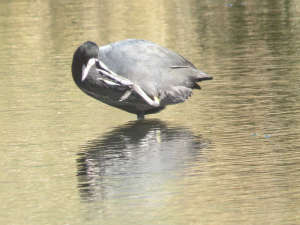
137 112 145 119
96 60 133 86
131 84 160 107
95 59 160 107
120 90 133 101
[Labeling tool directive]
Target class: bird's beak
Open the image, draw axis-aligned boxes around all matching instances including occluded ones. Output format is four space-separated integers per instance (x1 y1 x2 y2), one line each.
81 65 88 81
81 58 96 81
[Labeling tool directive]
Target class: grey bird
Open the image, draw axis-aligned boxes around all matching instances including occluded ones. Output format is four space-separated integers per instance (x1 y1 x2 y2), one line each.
72 39 212 119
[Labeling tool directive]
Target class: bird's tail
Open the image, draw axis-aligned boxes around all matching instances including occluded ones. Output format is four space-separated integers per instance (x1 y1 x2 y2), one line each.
193 70 213 89
196 70 213 82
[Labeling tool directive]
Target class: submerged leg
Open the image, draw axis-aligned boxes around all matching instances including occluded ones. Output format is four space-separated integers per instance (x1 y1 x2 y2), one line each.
137 112 145 120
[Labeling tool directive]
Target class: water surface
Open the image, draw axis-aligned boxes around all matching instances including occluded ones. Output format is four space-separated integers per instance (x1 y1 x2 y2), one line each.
1 0 300 224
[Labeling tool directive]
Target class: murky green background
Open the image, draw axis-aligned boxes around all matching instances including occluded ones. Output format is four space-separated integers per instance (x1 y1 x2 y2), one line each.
1 0 300 224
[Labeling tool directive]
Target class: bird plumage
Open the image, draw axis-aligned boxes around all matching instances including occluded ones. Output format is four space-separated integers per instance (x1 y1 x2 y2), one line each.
72 39 212 119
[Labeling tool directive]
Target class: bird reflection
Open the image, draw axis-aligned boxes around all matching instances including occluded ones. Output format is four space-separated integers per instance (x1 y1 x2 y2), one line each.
76 119 208 202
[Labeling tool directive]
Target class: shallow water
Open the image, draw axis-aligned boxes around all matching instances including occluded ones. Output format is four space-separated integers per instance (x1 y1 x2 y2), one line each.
1 0 300 224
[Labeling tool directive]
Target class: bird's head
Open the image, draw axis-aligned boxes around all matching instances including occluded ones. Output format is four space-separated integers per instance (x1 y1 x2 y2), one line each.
72 41 99 84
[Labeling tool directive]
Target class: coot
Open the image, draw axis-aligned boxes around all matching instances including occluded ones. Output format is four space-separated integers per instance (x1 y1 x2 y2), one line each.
72 39 212 119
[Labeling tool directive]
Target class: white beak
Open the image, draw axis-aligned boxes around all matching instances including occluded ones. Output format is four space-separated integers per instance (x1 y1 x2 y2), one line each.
81 58 97 81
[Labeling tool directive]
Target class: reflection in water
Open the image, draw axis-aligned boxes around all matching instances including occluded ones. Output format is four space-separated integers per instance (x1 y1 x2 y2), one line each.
76 119 208 201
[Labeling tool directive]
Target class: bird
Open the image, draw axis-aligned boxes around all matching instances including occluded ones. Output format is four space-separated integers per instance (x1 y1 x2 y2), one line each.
72 39 212 119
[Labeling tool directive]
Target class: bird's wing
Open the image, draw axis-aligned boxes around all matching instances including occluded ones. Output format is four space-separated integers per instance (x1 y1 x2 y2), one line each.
88 58 160 107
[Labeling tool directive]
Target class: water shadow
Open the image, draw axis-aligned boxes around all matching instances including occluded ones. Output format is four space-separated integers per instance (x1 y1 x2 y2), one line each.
76 119 209 201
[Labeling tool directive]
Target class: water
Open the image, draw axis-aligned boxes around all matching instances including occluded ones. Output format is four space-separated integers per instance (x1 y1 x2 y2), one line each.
1 0 300 224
